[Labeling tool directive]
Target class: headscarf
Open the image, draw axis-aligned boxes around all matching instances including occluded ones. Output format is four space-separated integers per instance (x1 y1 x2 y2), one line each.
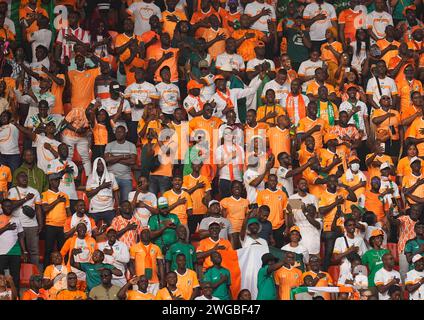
88 158 112 197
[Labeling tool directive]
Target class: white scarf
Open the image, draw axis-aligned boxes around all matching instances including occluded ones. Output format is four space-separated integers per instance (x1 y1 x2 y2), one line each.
89 157 112 197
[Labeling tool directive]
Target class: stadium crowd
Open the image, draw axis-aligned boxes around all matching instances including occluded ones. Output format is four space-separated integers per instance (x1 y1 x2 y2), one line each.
0 0 423 301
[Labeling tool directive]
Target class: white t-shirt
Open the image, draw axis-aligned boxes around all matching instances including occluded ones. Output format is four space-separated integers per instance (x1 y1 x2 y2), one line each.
333 234 367 276
215 144 245 181
274 166 294 196
281 243 310 264
366 11 393 40
365 76 398 108
297 59 324 92
289 193 321 255
34 134 61 173
86 173 119 213
406 269 424 300
0 215 23 255
8 186 41 228
124 81 159 121
46 158 79 200
155 82 180 115
127 2 162 36
128 191 157 227
195 295 220 300
216 52 245 71
200 74 216 101
339 100 368 140
261 80 290 106
243 168 265 204
303 2 337 41
98 240 130 285
0 123 19 155
183 95 204 120
99 98 131 117
374 268 401 300
350 41 367 74
29 29 52 63
244 1 276 32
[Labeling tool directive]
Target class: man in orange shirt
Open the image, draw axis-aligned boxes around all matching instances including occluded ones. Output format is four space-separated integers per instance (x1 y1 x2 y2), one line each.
68 54 101 109
202 14 230 61
364 175 386 222
376 25 400 67
267 115 291 167
161 0 187 39
256 174 288 248
19 0 48 40
274 251 302 300
338 0 366 46
196 222 232 271
407 103 424 157
297 101 328 150
163 175 193 227
402 157 424 206
129 228 165 295
318 174 357 271
149 32 179 83
301 255 334 300
41 174 71 268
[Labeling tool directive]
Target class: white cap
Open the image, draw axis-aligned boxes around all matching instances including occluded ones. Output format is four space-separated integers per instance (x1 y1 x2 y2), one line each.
157 197 169 209
410 156 421 165
208 200 220 208
412 254 424 264
379 162 390 170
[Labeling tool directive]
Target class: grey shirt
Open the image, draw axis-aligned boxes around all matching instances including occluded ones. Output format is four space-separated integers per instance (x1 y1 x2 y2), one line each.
105 140 137 180
199 216 233 240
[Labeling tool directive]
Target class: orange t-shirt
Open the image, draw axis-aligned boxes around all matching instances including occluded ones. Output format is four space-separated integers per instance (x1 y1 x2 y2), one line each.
19 6 49 36
302 167 325 200
114 33 143 63
196 237 232 270
321 41 343 65
376 39 399 66
127 290 155 300
220 196 249 233
0 165 12 195
407 117 424 157
68 68 101 109
129 242 163 284
365 153 393 182
203 28 230 61
150 47 179 83
161 10 187 39
274 266 302 300
182 174 211 215
22 289 42 300
297 116 328 149
318 188 348 232
364 189 385 222
399 80 423 121
244 123 269 147
56 289 87 300
50 74 66 115
176 269 200 300
397 156 424 178
301 270 334 300
338 8 364 42
232 29 266 62
41 190 70 227
306 81 336 97
371 108 401 141
256 188 288 230
151 143 174 178
162 189 193 225
267 126 291 168
402 173 424 206
219 9 241 34
388 55 414 85
190 8 218 38
340 172 365 214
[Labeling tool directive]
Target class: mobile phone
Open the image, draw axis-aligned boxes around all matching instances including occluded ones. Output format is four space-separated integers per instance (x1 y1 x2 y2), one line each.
380 143 385 152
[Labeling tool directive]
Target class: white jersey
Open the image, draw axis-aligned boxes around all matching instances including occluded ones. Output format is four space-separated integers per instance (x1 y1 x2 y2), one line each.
216 52 245 71
303 2 337 41
366 11 393 40
8 186 41 228
127 2 162 36
297 59 324 92
339 100 368 140
183 95 204 120
98 240 130 286
200 74 216 101
243 167 265 204
261 80 290 106
0 123 19 155
215 143 245 182
374 268 401 300
406 269 424 300
365 76 398 108
34 134 61 173
46 158 79 200
244 1 276 32
99 98 131 117
128 191 157 227
155 82 180 115
124 81 159 121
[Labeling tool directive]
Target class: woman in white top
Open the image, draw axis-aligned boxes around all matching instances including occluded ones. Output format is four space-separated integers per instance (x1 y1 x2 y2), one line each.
86 157 119 225
350 29 369 76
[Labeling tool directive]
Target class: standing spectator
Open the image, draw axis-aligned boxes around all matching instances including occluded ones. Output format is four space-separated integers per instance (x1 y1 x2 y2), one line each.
374 253 401 300
89 269 121 300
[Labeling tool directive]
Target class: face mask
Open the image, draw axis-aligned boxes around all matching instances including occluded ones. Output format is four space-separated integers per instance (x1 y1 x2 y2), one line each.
350 163 360 172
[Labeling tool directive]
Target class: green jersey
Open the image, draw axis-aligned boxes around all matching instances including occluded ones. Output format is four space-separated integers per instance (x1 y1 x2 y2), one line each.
203 266 231 300
148 213 181 251
80 263 115 291
165 241 197 271
257 265 277 300
405 238 424 270
361 248 390 287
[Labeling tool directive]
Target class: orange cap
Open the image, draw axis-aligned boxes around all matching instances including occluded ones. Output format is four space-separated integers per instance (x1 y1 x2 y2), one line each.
403 5 416 15
411 25 423 35
348 155 360 163
214 74 225 82
345 84 358 91
324 133 338 144
289 226 301 234
187 80 203 90
370 229 384 238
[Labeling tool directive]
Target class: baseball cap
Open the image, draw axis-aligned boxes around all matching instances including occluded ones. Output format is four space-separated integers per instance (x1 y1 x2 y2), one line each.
187 80 203 91
214 74 225 82
345 84 358 91
351 204 365 215
379 162 390 170
348 155 360 164
261 253 278 265
289 226 301 234
370 229 384 238
403 5 416 15
198 60 209 69
412 254 424 264
157 197 169 209
247 217 260 227
410 156 421 165
208 200 220 208
208 221 221 228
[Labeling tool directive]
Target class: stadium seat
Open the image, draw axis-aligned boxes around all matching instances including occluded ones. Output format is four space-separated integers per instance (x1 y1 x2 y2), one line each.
39 240 45 264
20 264 40 287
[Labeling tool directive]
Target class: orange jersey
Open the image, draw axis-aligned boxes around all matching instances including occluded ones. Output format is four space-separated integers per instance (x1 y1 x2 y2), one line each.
182 174 211 215
220 196 249 233
232 29 266 62
297 116 328 149
274 266 302 300
129 242 163 284
68 68 100 109
267 126 291 167
256 188 288 230
196 237 232 270
162 189 193 225
318 188 348 232
407 117 424 157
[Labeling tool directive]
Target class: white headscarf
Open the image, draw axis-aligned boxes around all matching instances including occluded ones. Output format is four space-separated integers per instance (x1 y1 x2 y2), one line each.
88 158 113 198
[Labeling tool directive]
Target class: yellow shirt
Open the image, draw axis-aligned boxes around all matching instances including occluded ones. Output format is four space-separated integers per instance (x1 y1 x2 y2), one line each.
176 269 200 300
41 190 70 227
162 189 193 225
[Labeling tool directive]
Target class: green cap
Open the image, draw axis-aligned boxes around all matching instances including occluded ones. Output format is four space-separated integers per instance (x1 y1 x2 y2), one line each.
247 217 260 227
350 204 365 215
